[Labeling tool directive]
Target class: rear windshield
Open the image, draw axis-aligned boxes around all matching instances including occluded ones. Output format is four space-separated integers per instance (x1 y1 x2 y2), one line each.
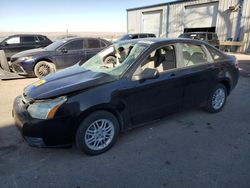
207 46 224 61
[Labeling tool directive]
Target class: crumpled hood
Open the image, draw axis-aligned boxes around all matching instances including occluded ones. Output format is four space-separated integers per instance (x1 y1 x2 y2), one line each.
23 64 116 100
12 48 50 58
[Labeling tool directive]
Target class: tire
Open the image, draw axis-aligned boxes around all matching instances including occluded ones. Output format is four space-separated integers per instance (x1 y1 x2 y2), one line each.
34 61 56 78
75 111 120 155
205 83 227 113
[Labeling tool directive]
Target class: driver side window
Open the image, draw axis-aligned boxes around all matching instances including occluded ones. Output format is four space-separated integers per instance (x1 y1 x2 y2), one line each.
6 37 20 45
63 40 84 51
139 45 176 74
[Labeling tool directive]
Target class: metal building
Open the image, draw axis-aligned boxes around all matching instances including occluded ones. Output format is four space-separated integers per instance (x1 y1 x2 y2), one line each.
127 0 250 52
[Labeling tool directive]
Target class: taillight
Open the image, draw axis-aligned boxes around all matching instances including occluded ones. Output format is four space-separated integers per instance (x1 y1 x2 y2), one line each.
235 60 240 69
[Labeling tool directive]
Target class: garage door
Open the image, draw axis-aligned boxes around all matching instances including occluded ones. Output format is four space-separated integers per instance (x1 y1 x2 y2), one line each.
142 11 162 37
184 2 219 28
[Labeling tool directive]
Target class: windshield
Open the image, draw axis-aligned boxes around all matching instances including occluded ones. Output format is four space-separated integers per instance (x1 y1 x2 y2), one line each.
116 35 130 42
45 39 67 50
81 42 149 77
179 33 207 40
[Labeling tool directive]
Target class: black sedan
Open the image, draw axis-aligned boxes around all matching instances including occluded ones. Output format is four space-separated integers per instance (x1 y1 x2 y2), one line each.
13 38 239 155
10 37 111 78
0 34 52 60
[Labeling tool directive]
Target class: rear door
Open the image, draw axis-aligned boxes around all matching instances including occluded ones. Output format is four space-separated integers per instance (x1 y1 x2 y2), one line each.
56 39 87 69
20 35 38 51
177 42 217 109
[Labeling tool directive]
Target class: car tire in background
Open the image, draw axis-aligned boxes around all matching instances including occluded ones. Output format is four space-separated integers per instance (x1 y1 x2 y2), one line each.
205 83 227 113
34 61 56 78
75 111 120 155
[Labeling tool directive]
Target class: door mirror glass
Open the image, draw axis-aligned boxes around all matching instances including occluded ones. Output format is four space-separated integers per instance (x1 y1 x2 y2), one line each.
133 68 159 81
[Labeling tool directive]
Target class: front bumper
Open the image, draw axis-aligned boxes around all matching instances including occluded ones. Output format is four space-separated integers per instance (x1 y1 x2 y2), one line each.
10 59 35 76
10 63 28 75
12 96 74 147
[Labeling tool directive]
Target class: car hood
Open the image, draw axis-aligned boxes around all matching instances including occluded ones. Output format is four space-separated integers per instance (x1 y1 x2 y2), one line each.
23 64 116 100
12 48 51 58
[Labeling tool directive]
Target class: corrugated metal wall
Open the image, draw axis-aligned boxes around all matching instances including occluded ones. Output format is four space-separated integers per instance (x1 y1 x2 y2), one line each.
241 0 250 52
127 5 167 36
127 0 250 52
168 0 241 40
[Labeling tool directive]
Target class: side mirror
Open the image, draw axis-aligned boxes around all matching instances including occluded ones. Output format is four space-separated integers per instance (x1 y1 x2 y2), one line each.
60 47 68 53
133 68 159 81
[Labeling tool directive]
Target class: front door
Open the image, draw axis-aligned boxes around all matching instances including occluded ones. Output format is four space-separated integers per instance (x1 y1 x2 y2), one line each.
56 39 87 69
121 44 185 125
1 36 22 59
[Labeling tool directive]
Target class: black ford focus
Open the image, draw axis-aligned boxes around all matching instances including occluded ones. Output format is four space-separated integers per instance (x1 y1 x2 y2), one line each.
13 38 239 155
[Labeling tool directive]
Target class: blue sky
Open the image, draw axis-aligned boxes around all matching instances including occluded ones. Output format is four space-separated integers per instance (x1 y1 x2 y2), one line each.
0 0 170 32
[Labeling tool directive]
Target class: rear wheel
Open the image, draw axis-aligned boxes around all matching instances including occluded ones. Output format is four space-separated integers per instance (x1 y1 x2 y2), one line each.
34 61 56 78
205 84 227 113
75 111 120 155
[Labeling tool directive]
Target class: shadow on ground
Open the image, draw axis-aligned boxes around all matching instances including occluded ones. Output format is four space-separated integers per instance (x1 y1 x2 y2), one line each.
239 60 250 77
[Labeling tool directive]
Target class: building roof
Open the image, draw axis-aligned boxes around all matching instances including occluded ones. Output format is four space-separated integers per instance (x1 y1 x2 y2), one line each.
126 0 194 11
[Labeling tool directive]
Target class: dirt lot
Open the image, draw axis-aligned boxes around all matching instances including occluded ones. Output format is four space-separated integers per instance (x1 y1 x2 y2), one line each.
0 54 250 188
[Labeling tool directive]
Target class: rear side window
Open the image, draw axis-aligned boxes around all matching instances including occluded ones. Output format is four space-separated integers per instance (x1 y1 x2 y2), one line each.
5 37 20 44
207 46 224 61
88 39 100 48
140 34 148 38
100 40 108 48
37 36 45 41
207 34 213 41
198 34 206 41
180 43 207 67
131 35 139 39
63 40 83 50
148 34 156 37
21 36 36 43
213 34 218 40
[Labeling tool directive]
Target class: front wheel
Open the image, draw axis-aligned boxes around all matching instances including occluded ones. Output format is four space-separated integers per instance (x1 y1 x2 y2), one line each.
34 61 56 78
75 111 120 155
205 84 227 113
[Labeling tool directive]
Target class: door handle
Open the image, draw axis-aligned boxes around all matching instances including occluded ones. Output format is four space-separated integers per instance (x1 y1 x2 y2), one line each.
170 73 176 77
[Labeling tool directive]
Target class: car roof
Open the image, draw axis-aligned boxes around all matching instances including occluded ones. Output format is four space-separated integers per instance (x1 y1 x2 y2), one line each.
7 34 46 37
182 32 217 34
117 37 209 46
127 33 156 36
56 37 107 42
